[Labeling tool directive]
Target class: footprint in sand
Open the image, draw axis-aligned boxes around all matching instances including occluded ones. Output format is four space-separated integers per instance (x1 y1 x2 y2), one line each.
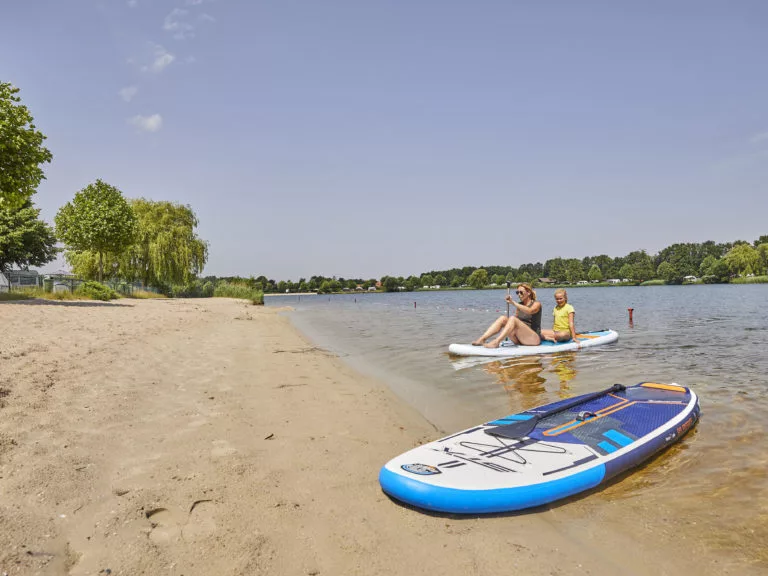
146 508 181 546
211 439 237 458
146 501 217 544
182 500 217 541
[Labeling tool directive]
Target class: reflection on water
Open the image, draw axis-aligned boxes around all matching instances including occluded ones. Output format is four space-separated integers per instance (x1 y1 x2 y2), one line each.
483 352 578 408
272 285 768 571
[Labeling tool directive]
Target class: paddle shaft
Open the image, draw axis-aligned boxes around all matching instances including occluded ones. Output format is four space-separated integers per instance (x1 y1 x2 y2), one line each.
486 383 627 440
506 281 511 317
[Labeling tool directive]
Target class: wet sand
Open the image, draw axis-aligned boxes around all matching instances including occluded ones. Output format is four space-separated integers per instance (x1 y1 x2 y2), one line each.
0 298 758 575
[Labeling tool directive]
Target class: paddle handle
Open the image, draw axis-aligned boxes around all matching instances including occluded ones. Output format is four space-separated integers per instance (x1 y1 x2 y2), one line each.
506 281 511 317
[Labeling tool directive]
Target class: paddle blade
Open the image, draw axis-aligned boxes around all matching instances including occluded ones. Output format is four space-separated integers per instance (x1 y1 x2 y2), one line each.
485 418 538 440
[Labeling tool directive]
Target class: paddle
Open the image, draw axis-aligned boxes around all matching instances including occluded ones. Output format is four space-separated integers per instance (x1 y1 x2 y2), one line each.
485 383 627 440
506 281 511 317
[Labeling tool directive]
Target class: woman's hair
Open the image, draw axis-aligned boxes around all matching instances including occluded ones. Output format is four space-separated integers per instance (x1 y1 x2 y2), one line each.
517 283 536 301
554 288 568 302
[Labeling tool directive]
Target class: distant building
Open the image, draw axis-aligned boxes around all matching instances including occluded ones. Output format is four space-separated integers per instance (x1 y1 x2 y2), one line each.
0 269 40 291
538 278 556 284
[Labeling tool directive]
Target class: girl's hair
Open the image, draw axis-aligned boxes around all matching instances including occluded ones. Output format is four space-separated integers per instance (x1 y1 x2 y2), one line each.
554 288 568 302
517 283 537 301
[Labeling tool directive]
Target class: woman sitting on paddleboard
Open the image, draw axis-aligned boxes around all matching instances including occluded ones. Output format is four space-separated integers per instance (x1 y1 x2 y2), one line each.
540 289 578 344
472 283 542 348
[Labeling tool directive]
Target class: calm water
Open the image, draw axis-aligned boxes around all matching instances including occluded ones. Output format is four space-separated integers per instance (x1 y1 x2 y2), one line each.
267 285 768 567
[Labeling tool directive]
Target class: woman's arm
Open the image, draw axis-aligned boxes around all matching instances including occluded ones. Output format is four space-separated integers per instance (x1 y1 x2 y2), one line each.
513 300 542 315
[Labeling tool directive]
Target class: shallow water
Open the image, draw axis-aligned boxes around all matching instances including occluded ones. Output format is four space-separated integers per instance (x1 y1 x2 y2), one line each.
267 285 768 567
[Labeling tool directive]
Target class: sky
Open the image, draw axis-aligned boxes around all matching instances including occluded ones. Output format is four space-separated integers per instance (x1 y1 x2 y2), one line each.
2 0 768 281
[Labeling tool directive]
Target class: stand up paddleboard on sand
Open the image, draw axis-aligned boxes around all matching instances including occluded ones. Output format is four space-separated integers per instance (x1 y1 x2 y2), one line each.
379 382 699 514
448 329 619 357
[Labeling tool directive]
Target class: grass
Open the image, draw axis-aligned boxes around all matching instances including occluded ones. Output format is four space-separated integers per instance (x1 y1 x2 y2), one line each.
17 287 83 300
0 291 33 301
640 279 666 286
129 289 166 299
214 282 264 305
730 275 768 284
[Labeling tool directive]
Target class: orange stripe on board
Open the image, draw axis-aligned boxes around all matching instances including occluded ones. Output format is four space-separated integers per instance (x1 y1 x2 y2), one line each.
640 382 687 393
576 334 600 339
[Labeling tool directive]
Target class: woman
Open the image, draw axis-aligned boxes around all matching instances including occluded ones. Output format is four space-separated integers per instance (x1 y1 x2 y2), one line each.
540 289 578 343
472 283 542 348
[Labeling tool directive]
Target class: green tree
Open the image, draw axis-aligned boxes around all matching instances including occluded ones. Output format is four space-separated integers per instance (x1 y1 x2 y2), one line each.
0 83 53 211
588 264 602 282
625 250 655 281
656 261 679 284
55 180 137 281
618 264 634 280
382 276 399 292
434 274 447 287
756 244 768 275
565 259 584 283
699 255 718 277
0 202 57 289
420 274 434 287
117 199 207 288
723 244 760 277
467 268 488 289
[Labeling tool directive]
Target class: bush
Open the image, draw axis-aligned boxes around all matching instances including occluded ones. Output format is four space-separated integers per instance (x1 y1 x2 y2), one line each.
730 275 768 284
76 281 118 301
214 281 264 305
202 281 214 297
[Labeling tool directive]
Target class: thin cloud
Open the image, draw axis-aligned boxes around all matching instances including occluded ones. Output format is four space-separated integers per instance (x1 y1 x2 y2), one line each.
199 13 216 23
141 43 175 73
129 114 163 133
186 0 208 5
164 8 195 40
127 0 137 6
750 131 768 145
119 86 138 102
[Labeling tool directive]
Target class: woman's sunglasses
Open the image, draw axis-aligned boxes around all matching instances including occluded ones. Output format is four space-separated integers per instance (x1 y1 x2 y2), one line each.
516 290 526 295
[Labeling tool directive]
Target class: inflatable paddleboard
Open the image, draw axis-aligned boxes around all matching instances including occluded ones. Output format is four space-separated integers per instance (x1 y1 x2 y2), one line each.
448 329 618 357
379 382 699 514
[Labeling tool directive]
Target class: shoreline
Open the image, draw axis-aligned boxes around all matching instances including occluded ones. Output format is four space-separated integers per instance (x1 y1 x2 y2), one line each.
0 298 759 575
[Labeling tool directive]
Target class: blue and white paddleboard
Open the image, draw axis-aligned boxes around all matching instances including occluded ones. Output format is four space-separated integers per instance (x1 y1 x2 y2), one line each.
448 329 618 357
379 382 699 514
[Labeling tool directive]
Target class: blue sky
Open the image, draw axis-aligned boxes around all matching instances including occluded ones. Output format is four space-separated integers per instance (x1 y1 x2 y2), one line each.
2 1 768 280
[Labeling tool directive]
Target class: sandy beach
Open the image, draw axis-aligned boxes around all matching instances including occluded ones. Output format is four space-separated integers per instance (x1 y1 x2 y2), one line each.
0 298 758 575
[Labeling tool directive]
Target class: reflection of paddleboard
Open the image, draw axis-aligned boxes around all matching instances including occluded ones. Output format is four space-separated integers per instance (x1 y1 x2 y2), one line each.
448 329 618 357
379 382 700 514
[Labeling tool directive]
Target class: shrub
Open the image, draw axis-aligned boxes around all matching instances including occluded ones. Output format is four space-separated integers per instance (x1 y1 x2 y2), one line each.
76 281 118 301
214 281 264 305
202 281 214 297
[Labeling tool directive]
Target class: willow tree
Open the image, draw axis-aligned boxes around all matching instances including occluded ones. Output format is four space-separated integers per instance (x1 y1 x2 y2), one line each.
119 199 208 288
0 83 53 211
55 180 137 281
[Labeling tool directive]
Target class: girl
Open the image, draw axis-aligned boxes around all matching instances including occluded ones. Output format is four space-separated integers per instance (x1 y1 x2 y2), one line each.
541 289 578 343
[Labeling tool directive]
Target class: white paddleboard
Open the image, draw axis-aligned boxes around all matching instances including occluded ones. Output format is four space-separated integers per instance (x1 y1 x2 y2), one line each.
448 329 619 357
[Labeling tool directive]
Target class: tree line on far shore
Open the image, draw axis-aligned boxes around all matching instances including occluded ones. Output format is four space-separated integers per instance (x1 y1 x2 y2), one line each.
202 234 768 295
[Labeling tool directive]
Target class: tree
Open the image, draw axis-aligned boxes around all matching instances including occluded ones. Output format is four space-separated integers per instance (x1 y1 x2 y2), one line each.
55 180 137 281
434 274 447 287
656 261 679 284
723 244 760 277
467 268 488 289
0 83 53 211
756 244 768 275
565 259 584 283
618 264 634 280
588 264 602 282
117 199 208 288
0 202 57 289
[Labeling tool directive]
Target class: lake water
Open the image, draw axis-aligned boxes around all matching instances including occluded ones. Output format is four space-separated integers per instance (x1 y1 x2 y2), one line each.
266 285 768 569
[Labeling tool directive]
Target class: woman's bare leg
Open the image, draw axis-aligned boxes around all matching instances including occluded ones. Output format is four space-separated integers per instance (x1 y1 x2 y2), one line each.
472 315 509 346
485 317 541 348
